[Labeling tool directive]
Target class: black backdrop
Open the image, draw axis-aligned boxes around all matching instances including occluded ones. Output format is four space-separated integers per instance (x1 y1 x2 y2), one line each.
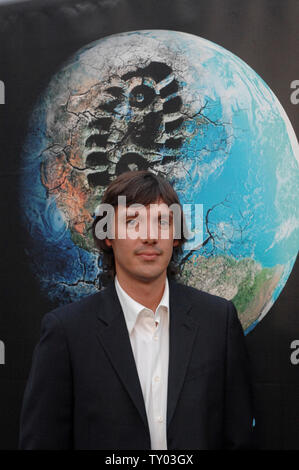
0 0 298 450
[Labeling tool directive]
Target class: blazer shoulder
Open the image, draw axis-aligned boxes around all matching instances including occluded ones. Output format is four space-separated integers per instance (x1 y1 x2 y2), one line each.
170 279 235 329
43 290 104 328
172 279 230 309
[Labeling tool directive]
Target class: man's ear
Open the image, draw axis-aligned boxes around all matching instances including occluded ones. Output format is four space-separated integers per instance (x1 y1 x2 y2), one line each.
105 238 112 248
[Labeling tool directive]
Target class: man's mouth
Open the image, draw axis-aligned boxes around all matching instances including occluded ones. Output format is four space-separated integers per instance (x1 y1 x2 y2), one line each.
136 249 161 260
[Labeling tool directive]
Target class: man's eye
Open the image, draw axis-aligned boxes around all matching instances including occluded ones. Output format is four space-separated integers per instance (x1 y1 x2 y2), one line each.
127 219 138 227
159 219 170 226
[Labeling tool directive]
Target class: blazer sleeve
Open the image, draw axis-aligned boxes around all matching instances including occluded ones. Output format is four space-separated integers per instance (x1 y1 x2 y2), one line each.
18 311 73 449
223 301 254 449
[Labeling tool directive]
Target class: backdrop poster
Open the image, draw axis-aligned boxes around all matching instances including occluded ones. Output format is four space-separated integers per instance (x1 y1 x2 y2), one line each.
0 0 298 450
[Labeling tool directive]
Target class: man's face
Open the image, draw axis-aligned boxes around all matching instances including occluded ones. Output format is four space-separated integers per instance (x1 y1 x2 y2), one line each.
105 198 179 283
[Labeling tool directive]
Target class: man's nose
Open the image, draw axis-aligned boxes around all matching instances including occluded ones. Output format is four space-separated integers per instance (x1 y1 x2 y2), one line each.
140 218 158 243
142 236 157 245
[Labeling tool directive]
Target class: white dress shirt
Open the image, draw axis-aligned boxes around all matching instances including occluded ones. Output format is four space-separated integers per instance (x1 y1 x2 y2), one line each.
114 275 170 450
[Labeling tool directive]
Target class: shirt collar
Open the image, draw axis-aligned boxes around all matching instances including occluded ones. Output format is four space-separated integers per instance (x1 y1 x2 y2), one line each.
114 275 169 335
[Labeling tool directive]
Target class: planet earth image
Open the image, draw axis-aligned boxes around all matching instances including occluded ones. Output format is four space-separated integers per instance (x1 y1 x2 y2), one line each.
19 30 299 334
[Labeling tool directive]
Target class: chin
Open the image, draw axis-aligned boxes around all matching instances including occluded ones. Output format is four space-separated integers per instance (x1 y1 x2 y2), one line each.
133 268 165 282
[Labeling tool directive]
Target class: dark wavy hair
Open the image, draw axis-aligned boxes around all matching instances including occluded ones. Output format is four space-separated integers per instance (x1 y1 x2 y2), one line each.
91 170 186 287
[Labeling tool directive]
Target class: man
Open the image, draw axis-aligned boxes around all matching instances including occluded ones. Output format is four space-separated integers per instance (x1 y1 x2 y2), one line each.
19 170 253 450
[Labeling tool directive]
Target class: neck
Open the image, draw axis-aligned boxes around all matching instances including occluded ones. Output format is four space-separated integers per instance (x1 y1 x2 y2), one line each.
115 271 167 312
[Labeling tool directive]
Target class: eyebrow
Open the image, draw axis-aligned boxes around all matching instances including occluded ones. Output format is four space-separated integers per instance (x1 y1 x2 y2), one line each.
159 212 173 219
125 211 173 220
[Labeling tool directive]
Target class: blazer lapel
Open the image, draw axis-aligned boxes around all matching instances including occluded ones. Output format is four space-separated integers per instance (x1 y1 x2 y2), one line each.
95 281 149 433
167 280 200 429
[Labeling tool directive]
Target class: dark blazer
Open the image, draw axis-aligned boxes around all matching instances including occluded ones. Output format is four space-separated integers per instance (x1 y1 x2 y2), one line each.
19 279 253 450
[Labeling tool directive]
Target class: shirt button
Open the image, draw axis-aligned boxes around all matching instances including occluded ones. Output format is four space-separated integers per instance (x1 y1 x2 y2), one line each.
157 416 163 423
154 335 158 341
154 376 160 382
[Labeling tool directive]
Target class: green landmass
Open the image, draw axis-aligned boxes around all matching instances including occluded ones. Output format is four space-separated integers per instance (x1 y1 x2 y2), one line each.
179 254 283 330
232 267 274 314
